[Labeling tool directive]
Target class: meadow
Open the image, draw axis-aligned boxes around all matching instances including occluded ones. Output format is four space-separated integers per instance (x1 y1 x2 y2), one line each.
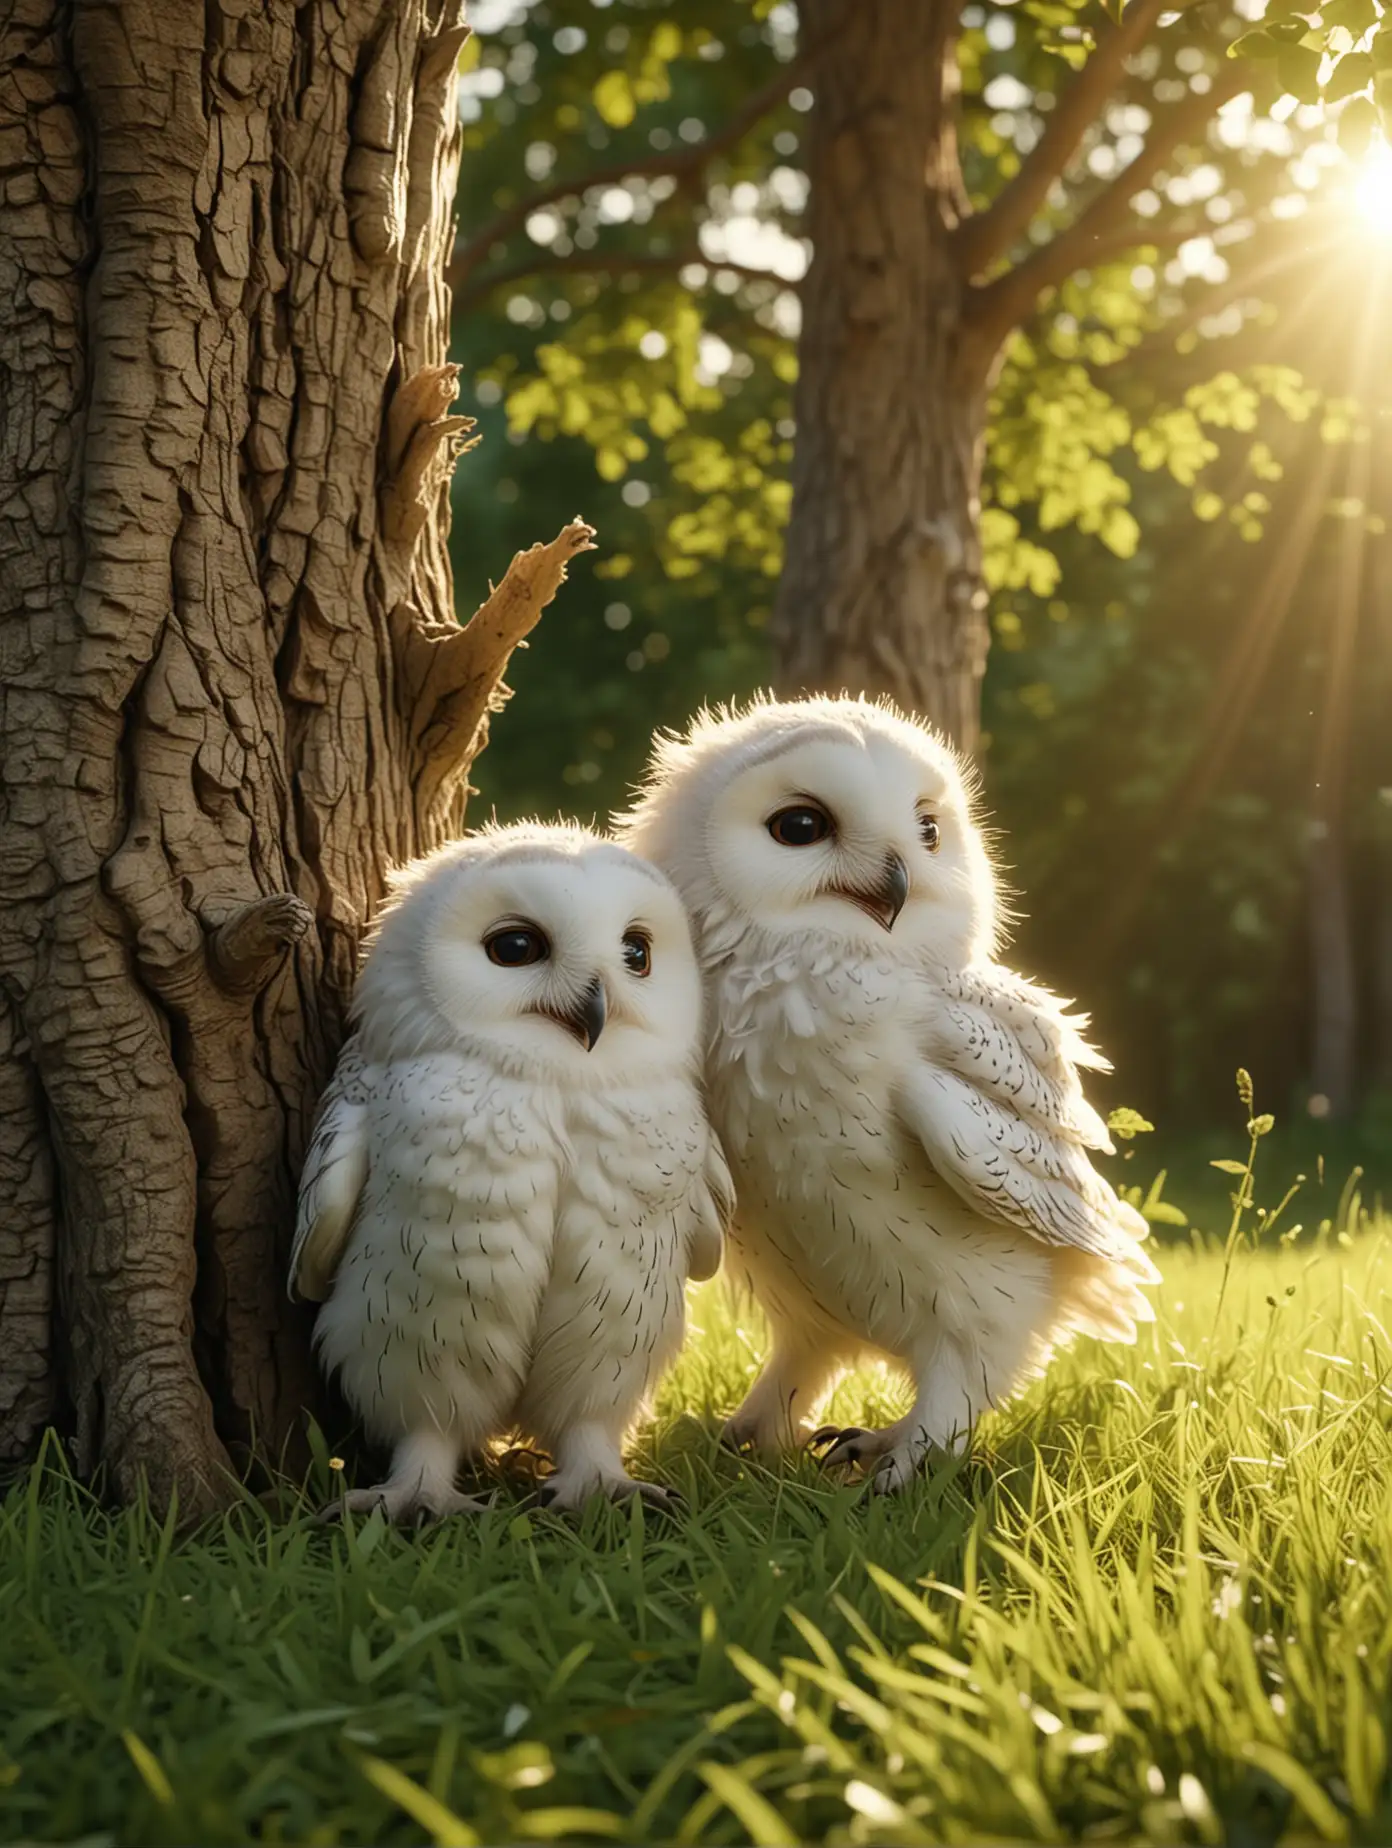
5 1189 1392 1846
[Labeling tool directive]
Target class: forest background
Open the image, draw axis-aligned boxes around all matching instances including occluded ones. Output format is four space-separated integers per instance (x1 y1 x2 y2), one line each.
447 0 1392 1226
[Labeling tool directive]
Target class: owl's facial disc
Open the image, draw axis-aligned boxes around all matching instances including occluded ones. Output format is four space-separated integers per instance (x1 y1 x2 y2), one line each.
482 919 609 1050
766 796 907 929
696 727 987 951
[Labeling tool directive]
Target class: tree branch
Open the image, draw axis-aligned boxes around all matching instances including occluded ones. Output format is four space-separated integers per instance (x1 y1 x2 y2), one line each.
447 57 808 297
457 246 796 308
1055 210 1199 274
957 0 1172 278
972 63 1248 346
395 519 597 834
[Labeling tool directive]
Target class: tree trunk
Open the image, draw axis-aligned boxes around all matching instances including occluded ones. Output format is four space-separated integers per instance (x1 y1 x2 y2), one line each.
1371 399 1392 1095
1306 442 1367 1123
1375 823 1392 1095
0 0 589 1515
1307 826 1358 1121
771 0 993 749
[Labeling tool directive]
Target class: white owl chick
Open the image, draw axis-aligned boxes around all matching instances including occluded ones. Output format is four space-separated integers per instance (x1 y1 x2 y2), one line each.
615 696 1158 1494
289 825 732 1523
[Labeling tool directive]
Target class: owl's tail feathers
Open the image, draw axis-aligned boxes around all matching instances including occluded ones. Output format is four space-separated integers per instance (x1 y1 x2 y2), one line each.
1051 1237 1160 1347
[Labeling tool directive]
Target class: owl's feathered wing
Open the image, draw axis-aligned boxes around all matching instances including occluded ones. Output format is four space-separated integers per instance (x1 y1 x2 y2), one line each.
688 1130 735 1283
897 964 1159 1290
288 1035 372 1303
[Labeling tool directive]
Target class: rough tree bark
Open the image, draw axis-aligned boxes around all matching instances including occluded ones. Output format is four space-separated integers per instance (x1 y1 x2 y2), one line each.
0 0 590 1515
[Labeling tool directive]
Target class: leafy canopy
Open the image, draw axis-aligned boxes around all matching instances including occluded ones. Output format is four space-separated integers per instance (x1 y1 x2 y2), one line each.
451 0 1380 605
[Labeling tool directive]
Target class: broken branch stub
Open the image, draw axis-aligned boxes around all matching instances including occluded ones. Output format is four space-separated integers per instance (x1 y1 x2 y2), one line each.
398 518 598 841
209 894 315 998
381 361 481 550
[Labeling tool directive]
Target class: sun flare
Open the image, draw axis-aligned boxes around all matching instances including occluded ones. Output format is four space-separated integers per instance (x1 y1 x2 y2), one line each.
1352 139 1392 236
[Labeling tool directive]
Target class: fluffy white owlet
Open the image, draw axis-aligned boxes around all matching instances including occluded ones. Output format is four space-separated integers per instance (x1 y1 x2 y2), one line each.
289 824 732 1522
615 696 1158 1494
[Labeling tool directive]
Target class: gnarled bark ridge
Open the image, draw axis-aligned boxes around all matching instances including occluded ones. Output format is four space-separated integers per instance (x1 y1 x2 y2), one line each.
0 0 589 1515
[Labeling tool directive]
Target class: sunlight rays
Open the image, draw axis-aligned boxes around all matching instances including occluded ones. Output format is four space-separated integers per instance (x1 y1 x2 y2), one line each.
1351 140 1392 238
1087 190 1388 965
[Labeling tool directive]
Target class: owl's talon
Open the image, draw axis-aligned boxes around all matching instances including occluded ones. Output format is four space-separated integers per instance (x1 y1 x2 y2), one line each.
824 1439 869 1470
808 1425 883 1470
718 1411 789 1457
537 1474 685 1517
807 1424 866 1455
316 1484 492 1525
630 1480 686 1517
865 1449 929 1497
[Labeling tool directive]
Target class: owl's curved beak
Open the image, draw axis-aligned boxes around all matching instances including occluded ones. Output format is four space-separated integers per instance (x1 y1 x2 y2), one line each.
833 851 909 933
550 976 607 1051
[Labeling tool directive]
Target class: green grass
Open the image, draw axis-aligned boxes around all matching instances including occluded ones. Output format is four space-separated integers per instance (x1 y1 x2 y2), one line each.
7 1226 1392 1847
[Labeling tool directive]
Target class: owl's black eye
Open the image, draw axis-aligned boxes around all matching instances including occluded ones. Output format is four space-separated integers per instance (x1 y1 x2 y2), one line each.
919 815 942 854
621 929 652 977
767 803 832 847
485 925 549 967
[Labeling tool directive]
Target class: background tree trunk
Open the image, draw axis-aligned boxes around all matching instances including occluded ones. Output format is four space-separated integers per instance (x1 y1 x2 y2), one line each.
1370 399 1392 1096
1307 825 1358 1121
1305 437 1367 1123
0 0 588 1515
770 0 993 749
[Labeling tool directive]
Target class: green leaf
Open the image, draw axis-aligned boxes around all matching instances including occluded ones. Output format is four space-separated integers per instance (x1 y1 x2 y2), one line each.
592 69 636 129
1276 42 1323 101
1326 51 1375 101
1041 36 1092 68
1211 1159 1250 1175
1322 0 1380 36
1099 505 1140 559
1228 29 1282 59
1144 1201 1191 1226
1108 1106 1155 1140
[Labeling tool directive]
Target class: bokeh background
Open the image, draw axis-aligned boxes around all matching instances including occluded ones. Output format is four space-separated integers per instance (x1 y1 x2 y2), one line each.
445 0 1392 1224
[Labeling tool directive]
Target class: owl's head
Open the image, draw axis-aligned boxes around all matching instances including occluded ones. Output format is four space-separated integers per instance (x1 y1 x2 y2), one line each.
615 695 1001 965
352 824 702 1078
